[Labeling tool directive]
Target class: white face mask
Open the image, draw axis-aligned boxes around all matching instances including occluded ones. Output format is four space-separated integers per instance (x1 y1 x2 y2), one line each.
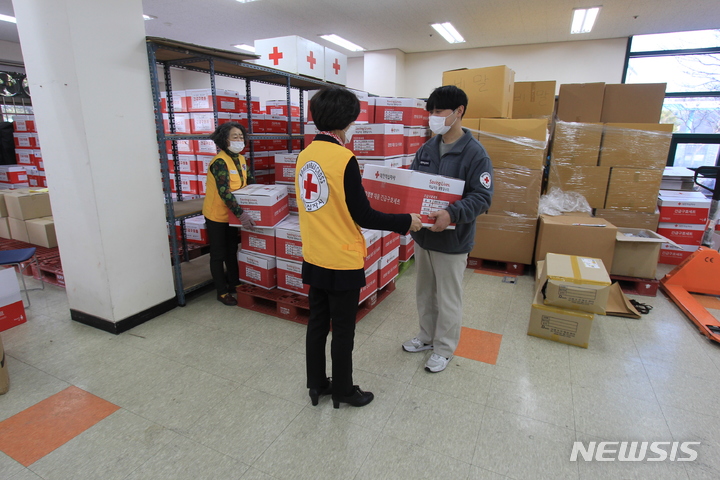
344 124 356 144
428 110 457 135
228 141 245 153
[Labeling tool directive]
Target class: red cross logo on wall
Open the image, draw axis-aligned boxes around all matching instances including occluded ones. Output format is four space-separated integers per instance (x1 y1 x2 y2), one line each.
269 46 283 65
333 59 341 75
303 173 318 199
306 51 317 69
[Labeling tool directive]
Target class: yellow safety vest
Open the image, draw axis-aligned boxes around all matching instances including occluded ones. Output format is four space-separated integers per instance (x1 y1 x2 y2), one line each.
296 140 366 270
202 150 248 223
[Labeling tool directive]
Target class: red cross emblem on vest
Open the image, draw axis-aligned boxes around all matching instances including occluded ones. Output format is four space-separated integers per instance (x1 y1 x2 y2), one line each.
269 46 283 65
333 59 341 75
303 173 318 199
306 51 317 69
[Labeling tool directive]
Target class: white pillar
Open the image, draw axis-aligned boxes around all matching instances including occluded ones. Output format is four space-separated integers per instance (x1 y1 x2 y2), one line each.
363 49 406 97
12 0 176 332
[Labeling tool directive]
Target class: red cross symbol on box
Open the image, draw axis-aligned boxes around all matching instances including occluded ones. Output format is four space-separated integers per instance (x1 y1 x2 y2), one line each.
332 59 341 75
303 173 318 199
269 46 283 65
306 51 317 69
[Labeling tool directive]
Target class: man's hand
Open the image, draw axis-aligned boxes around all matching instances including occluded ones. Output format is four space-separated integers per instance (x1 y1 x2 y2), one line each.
409 213 423 232
428 209 451 232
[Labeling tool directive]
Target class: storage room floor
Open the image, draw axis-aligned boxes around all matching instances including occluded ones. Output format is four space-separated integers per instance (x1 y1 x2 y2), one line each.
2 261 720 480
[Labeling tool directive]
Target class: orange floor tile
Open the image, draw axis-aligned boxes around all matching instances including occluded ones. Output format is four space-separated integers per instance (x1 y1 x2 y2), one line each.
455 326 502 365
0 386 120 466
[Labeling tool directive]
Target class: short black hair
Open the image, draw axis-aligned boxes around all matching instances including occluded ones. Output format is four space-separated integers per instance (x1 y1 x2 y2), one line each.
210 122 247 151
309 87 360 131
426 86 468 117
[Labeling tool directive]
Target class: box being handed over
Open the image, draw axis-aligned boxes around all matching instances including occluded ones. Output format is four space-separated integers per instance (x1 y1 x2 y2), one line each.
361 165 464 229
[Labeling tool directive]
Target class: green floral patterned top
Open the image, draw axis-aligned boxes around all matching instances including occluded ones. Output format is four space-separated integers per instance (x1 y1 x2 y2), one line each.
209 150 254 218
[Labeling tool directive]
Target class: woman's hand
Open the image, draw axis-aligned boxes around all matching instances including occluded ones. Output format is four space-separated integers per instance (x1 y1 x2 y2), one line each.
409 213 423 232
239 212 256 228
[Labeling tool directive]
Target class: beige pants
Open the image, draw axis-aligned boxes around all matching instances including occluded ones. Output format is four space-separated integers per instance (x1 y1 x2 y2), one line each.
414 244 468 358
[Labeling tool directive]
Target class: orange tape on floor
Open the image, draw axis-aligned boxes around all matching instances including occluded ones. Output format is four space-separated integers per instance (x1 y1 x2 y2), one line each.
455 327 502 365
0 386 120 466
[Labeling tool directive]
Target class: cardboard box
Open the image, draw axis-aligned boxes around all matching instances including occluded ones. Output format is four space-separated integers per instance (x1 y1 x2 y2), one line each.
168 154 198 175
0 192 6 217
230 184 289 228
276 258 309 296
489 168 543 216
657 190 711 224
550 122 603 167
241 225 276 256
404 127 429 155
512 81 556 119
556 83 605 123
15 148 34 166
600 83 667 123
287 183 298 215
604 168 663 213
193 140 218 157
324 46 347 85
13 133 40 149
361 165 465 229
25 216 57 248
189 112 232 134
265 100 300 117
8 217 28 242
238 95 262 115
362 229 382 270
185 88 240 113
254 35 325 80
238 251 277 289
351 124 405 158
611 228 668 279
183 216 208 245
0 217 10 239
528 299 594 348
547 166 610 210
442 65 515 118
541 253 611 314
359 260 379 304
594 209 660 231
275 215 303 262
162 113 191 134
535 214 617 268
379 247 399 288
659 243 700 265
160 90 187 113
274 153 298 184
166 139 195 155
0 166 28 185
13 114 36 132
4 190 52 220
169 174 200 196
0 267 26 333
657 222 706 246
470 214 537 265
599 123 674 169
478 118 548 170
374 97 426 126
399 233 415 262
381 231 400 256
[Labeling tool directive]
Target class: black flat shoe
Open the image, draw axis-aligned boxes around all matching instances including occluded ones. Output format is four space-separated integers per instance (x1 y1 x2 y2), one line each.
309 378 332 406
332 385 374 409
217 293 237 306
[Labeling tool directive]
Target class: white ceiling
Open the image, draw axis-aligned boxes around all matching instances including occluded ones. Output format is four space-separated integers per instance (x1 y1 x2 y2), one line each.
0 0 718 58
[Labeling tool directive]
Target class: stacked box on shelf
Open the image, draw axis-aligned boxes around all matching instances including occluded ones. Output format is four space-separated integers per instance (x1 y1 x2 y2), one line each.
442 65 515 119
351 123 405 170
254 35 326 80
656 190 711 264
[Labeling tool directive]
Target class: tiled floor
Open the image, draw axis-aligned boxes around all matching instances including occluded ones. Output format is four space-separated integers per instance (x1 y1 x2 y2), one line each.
2 262 720 480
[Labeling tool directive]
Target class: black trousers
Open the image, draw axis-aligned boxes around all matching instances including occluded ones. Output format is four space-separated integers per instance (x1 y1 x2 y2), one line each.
204 217 240 296
306 286 360 397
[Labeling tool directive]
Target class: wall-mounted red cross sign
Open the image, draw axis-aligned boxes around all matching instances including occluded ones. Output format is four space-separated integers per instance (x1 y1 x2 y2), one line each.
332 59 341 75
303 173 318 199
269 46 283 65
306 51 317 69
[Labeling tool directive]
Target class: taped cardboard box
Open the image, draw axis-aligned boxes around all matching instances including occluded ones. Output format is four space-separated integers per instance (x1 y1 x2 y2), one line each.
550 122 603 167
512 81 556 119
611 228 669 279
594 209 660 231
442 65 515 119
540 252 611 315
4 190 52 220
25 216 57 248
604 168 663 213
528 279 594 348
600 83 667 123
598 123 674 170
488 168 543 216
556 83 605 123
0 217 9 239
535 214 617 268
546 166 610 210
477 118 548 170
471 214 537 265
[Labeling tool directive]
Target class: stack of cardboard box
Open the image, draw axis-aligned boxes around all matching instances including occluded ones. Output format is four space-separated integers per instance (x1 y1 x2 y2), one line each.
656 190 712 264
11 111 45 188
0 189 56 248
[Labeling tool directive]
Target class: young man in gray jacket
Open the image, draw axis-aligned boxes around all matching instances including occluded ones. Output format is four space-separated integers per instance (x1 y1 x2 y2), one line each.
402 85 494 373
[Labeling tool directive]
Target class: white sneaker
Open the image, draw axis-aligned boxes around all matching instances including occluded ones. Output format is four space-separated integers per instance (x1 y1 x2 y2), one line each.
402 337 433 353
425 353 452 373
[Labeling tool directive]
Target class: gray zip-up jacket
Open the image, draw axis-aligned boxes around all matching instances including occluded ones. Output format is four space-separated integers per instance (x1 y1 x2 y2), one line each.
410 128 494 254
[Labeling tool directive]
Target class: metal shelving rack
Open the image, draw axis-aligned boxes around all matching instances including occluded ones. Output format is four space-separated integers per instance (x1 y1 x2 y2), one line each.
146 37 331 306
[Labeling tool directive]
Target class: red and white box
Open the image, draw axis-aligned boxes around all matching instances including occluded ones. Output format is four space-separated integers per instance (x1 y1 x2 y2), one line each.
254 35 325 80
399 233 415 261
402 154 414 169
659 243 701 265
181 216 208 244
241 225 277 257
276 258 309 296
362 165 465 229
254 169 275 185
189 112 232 134
657 190 711 224
379 247 400 289
169 174 200 195
362 229 382 270
359 260 379 304
265 114 288 133
230 184 289 227
349 89 371 123
196 154 213 174
32 150 43 171
168 154 198 175
374 97 414 125
234 113 265 134
287 183 298 214
166 139 195 155
15 148 33 166
238 251 277 289
357 156 404 175
0 267 26 332
253 151 273 170
404 127 429 154
28 171 47 188
275 153 298 184
275 215 303 262
185 88 240 113
13 115 36 132
324 46 347 85
194 140 218 157
197 173 207 196
351 124 404 158
304 122 320 145
265 100 300 117
656 222 706 246
13 133 40 149
0 166 28 184
160 90 187 113
412 99 429 126
163 113 191 134
238 95 261 114
381 230 401 256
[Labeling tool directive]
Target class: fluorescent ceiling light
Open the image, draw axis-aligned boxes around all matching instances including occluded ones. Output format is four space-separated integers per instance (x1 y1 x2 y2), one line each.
236 0 261 3
571 7 601 34
320 34 365 52
0 14 16 24
143 14 157 21
431 22 465 44
233 44 256 52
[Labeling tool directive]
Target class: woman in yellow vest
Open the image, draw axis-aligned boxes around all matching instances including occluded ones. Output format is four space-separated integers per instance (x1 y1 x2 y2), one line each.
202 122 256 305
297 87 422 408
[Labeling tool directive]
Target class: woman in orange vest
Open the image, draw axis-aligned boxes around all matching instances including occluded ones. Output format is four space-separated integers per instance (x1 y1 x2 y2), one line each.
296 87 422 408
202 122 256 305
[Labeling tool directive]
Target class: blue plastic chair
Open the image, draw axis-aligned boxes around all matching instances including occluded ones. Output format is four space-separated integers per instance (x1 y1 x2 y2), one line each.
0 248 44 307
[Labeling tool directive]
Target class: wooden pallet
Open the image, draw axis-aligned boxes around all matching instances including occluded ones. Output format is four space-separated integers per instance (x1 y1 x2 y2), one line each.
610 274 659 297
467 257 528 276
235 280 397 326
31 261 65 287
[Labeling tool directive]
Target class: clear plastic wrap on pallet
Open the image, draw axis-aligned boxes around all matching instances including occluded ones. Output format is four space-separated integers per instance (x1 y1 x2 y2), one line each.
549 121 603 166
489 167 543 217
604 168 664 212
598 123 674 170
546 164 610 209
538 187 592 217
